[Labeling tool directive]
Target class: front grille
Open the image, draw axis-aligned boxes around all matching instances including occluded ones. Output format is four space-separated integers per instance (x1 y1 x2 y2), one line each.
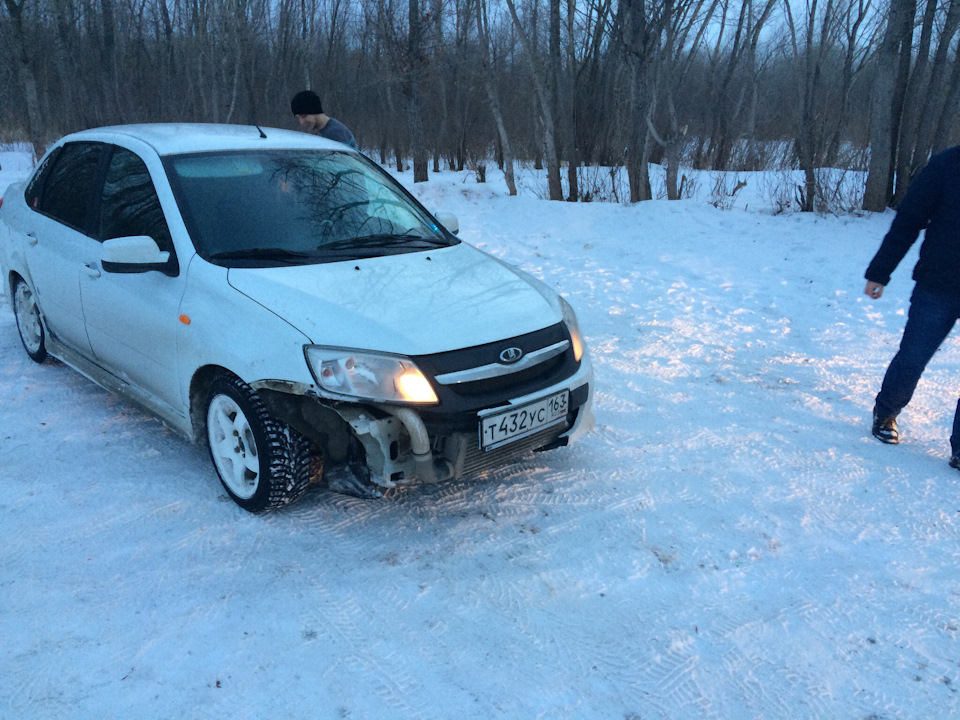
451 354 565 395
420 381 590 435
460 422 569 478
413 323 580 415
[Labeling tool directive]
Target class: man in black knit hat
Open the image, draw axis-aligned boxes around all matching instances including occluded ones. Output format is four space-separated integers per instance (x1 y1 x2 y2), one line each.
864 145 960 470
290 90 356 149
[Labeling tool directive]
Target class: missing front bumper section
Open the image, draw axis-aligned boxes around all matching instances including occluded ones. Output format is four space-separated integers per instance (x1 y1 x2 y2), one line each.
253 382 585 490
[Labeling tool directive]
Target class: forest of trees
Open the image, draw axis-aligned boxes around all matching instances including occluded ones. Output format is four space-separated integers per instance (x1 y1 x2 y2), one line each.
1 0 959 212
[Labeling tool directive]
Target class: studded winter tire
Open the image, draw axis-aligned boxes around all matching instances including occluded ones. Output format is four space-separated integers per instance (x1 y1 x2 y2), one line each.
204 374 311 513
12 279 47 363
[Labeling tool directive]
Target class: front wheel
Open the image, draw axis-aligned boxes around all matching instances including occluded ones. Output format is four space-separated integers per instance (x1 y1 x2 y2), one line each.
204 374 311 513
12 279 47 363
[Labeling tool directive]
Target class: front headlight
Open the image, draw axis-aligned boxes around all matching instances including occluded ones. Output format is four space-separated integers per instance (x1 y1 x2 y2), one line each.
304 346 439 404
560 297 585 362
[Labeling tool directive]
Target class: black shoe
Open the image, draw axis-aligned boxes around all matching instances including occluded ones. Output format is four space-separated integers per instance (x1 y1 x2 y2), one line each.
950 454 960 471
872 413 899 444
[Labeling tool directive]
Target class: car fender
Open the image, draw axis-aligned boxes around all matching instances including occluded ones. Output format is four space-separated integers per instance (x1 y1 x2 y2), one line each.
176 255 315 425
0 193 11 297
1 181 39 301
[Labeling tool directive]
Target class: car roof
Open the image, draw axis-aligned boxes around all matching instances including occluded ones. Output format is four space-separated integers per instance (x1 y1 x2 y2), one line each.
57 123 349 156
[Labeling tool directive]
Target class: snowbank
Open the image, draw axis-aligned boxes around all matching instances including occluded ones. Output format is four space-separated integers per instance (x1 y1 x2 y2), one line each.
2 157 958 719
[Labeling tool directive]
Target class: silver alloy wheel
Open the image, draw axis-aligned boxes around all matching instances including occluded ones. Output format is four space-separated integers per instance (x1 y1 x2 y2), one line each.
14 282 43 355
207 393 261 499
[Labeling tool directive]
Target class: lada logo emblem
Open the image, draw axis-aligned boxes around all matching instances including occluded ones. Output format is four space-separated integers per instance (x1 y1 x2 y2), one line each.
499 347 523 364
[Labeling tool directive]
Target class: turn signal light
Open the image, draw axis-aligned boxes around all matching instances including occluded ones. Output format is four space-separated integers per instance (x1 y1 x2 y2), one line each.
571 331 584 362
396 370 438 403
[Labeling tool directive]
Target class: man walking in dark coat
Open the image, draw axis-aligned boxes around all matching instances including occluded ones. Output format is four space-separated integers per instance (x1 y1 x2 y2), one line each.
865 145 960 468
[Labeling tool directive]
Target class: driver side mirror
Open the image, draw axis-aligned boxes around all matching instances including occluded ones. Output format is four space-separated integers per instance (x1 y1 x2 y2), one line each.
101 235 171 274
435 211 459 235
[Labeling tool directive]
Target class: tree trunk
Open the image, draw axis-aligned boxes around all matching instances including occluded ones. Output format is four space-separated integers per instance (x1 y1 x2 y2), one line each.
893 0 938 202
619 0 653 202
933 41 960 153
906 0 960 177
550 0 564 198
101 0 119 120
407 0 428 183
504 0 563 200
864 0 916 211
5 0 45 159
51 0 79 131
477 0 517 195
381 81 405 172
565 0 579 201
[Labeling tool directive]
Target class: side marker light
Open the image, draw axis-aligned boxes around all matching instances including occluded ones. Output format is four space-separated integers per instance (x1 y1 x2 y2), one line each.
179 314 191 325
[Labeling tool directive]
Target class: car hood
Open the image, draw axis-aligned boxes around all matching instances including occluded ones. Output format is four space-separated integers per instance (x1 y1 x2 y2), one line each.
226 243 561 355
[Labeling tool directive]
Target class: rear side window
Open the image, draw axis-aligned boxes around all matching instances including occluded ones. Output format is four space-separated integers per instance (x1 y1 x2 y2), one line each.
23 147 61 210
100 148 173 250
40 142 103 232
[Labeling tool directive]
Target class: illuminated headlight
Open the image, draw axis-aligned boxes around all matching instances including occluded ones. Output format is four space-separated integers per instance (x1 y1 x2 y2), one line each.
560 297 585 362
304 346 439 404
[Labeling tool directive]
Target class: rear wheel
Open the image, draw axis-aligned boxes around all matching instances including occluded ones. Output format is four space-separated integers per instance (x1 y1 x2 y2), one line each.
12 279 47 363
204 374 311 513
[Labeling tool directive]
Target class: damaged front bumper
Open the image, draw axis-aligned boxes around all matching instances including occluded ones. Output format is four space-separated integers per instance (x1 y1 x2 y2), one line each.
253 359 594 490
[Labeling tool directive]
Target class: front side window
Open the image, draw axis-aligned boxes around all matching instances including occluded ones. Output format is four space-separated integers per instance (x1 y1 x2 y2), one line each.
100 147 173 252
164 149 458 267
40 142 103 232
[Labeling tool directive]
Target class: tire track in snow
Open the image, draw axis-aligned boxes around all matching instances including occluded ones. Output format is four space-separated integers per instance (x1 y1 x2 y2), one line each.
694 601 835 718
296 581 429 719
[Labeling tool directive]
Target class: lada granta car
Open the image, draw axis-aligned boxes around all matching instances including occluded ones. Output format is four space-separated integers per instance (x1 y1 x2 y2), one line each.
0 124 594 512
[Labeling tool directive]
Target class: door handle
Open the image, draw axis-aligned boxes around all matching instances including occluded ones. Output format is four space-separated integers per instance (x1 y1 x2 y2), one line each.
82 263 101 279
26 232 37 246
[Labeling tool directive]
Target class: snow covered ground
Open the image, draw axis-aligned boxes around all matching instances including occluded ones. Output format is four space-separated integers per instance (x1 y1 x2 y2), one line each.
3 149 960 719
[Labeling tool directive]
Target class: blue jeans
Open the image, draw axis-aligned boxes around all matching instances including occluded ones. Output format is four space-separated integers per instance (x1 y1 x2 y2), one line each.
874 285 960 453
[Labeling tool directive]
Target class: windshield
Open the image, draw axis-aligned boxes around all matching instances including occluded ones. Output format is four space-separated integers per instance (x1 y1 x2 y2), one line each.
163 149 458 266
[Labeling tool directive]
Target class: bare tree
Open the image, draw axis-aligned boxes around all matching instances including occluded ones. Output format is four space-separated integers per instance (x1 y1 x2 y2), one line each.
406 0 429 181
615 0 658 202
2 0 940 215
933 40 960 154
824 0 876 166
477 0 518 194
647 0 722 199
702 0 778 172
894 0 960 200
504 0 563 200
4 0 44 157
863 0 915 211
563 0 579 200
782 0 871 212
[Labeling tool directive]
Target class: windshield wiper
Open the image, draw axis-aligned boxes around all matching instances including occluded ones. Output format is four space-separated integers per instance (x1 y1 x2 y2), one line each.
208 247 315 261
319 233 448 251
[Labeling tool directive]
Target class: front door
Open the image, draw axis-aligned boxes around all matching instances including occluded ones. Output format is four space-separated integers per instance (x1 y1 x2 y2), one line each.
80 146 186 416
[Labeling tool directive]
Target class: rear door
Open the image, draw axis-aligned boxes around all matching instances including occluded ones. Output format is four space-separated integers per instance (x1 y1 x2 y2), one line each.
23 142 104 356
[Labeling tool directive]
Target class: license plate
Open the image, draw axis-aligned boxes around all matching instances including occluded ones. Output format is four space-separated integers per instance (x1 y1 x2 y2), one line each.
479 390 569 451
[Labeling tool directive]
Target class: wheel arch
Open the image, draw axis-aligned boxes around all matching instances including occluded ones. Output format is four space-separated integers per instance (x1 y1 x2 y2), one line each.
7 269 27 302
8 270 45 322
188 364 235 443
199 368 313 512
187 364 370 478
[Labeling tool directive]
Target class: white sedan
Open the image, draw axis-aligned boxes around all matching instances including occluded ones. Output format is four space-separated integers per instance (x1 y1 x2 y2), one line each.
0 124 593 512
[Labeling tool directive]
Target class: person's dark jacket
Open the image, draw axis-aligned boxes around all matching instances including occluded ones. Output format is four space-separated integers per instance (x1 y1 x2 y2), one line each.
865 146 960 298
